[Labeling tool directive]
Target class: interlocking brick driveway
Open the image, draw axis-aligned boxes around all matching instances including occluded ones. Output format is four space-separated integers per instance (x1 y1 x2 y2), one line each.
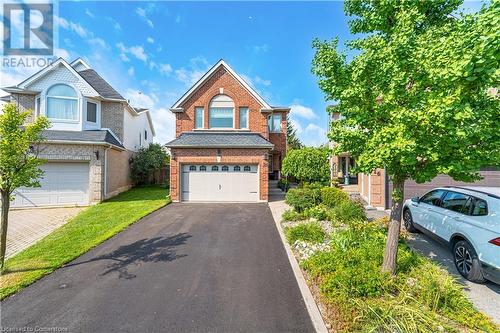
6 207 84 258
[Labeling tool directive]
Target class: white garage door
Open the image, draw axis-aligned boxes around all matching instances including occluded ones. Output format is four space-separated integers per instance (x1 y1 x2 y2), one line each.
181 164 259 202
12 162 90 208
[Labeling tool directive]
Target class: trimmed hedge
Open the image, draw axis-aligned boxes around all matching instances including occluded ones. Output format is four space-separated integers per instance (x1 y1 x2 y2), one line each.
285 188 320 212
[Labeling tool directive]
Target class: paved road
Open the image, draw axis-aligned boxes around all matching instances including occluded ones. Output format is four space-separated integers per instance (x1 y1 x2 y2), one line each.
1 203 314 333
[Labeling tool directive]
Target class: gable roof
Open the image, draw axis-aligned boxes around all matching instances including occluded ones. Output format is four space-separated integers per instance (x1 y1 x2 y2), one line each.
78 69 124 100
165 131 274 149
171 59 272 111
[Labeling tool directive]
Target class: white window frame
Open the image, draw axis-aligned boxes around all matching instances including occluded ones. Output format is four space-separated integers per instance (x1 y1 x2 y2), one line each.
35 95 41 117
209 107 235 129
268 113 282 133
194 107 204 129
239 107 249 129
45 84 80 123
86 101 98 123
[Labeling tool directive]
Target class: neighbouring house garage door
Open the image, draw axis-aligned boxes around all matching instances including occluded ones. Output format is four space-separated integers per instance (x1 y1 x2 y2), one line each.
181 164 259 202
12 162 90 208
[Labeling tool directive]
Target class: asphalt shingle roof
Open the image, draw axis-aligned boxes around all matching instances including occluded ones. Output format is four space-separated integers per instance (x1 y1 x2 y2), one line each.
78 69 124 100
165 132 274 148
42 130 124 149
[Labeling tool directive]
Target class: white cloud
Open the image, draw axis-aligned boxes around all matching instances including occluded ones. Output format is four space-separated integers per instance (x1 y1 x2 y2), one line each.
136 7 154 28
127 67 135 76
119 53 130 62
302 123 327 147
151 107 176 144
290 104 317 120
125 89 157 109
254 76 271 86
174 56 210 86
88 38 107 48
54 47 70 59
55 16 89 38
116 42 148 62
147 37 154 44
289 118 303 134
253 44 268 53
85 9 95 18
105 17 122 30
159 63 173 75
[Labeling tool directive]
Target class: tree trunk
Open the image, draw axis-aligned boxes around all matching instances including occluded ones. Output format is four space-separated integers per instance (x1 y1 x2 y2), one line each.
0 190 10 270
381 178 405 275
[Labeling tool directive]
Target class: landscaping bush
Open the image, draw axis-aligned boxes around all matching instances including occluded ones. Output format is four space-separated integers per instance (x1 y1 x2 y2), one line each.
320 186 349 208
277 179 290 192
303 204 328 221
285 188 319 212
328 199 366 223
282 209 306 221
285 222 326 244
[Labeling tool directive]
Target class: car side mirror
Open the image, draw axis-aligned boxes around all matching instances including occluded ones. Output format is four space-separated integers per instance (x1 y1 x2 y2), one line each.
411 196 419 203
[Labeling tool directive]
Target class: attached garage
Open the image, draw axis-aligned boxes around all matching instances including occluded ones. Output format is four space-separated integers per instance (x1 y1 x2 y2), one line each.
181 164 259 202
12 162 90 208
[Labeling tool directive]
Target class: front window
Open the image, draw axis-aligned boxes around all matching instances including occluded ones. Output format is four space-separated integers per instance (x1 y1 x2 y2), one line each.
239 107 249 129
46 84 78 120
268 113 282 133
420 189 446 206
209 95 234 128
195 107 204 129
86 101 97 123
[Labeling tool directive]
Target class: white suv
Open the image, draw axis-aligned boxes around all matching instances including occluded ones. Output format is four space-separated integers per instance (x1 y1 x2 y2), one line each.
402 186 500 284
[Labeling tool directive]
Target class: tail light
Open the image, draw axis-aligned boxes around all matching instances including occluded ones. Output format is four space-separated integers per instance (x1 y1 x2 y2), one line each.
488 237 500 246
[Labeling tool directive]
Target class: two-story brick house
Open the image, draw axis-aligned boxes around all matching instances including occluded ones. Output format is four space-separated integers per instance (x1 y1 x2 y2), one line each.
165 60 289 202
1 58 155 208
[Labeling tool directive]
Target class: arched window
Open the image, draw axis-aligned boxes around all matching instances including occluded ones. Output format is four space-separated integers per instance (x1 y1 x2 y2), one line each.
212 165 219 171
233 166 241 172
199 165 207 171
209 94 234 128
189 165 197 171
222 165 229 171
244 166 251 172
46 84 78 120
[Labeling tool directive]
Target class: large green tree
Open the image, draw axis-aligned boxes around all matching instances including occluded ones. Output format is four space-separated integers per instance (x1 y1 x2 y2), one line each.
312 0 500 274
0 103 50 269
131 143 169 185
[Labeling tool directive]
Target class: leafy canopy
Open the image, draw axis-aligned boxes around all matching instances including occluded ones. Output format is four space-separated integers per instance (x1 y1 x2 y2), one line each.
312 0 500 184
282 147 330 183
0 103 50 194
130 143 169 184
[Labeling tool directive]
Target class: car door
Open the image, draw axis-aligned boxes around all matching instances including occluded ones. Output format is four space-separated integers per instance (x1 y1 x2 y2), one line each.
417 189 447 231
438 191 470 241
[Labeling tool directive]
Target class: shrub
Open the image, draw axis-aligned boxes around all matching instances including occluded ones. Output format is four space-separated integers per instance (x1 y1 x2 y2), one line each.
277 179 290 192
320 187 349 208
328 200 366 223
285 188 319 212
304 204 328 220
282 209 306 221
285 222 326 244
281 147 330 183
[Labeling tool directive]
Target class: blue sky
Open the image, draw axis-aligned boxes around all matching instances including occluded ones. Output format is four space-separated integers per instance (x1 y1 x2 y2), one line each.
1 1 485 145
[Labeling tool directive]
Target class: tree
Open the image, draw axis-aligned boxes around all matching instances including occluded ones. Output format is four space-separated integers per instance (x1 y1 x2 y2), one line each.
0 103 50 269
131 143 169 184
282 147 330 184
312 0 500 275
286 116 303 150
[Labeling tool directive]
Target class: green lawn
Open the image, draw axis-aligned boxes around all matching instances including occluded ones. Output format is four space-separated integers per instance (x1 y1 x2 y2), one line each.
0 185 170 300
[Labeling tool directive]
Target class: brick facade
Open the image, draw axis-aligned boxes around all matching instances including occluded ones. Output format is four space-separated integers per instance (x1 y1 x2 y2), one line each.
106 149 133 198
101 101 125 141
170 148 269 202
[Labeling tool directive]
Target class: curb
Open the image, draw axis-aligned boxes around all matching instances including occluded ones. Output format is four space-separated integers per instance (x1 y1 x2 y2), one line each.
268 201 328 333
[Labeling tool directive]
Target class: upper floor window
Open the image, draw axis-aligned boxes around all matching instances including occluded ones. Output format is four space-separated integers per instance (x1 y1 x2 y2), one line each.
86 101 97 123
239 107 249 129
268 113 282 133
209 95 234 128
46 84 78 121
195 107 204 129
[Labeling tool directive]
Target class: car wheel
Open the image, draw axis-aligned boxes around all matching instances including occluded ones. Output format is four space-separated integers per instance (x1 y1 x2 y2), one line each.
403 209 418 233
453 240 486 283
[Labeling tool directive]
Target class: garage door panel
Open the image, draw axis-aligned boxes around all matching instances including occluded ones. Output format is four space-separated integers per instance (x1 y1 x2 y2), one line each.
181 164 259 202
12 162 90 208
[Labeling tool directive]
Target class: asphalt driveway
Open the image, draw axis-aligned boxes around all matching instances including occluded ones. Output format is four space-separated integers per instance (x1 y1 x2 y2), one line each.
1 203 315 333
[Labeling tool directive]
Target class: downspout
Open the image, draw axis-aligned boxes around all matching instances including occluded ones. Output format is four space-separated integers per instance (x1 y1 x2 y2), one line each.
104 145 112 199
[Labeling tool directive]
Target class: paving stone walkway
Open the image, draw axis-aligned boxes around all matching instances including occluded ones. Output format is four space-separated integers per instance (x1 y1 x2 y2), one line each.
6 207 84 258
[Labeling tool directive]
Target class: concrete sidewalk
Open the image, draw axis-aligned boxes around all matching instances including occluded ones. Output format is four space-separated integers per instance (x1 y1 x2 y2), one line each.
6 207 83 258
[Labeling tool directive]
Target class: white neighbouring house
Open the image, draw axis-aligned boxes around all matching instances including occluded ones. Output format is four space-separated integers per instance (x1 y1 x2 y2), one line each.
1 58 155 208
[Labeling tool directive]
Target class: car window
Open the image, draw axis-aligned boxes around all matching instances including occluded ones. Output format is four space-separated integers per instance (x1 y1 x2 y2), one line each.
420 190 446 206
441 191 470 213
461 198 473 215
472 198 488 216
